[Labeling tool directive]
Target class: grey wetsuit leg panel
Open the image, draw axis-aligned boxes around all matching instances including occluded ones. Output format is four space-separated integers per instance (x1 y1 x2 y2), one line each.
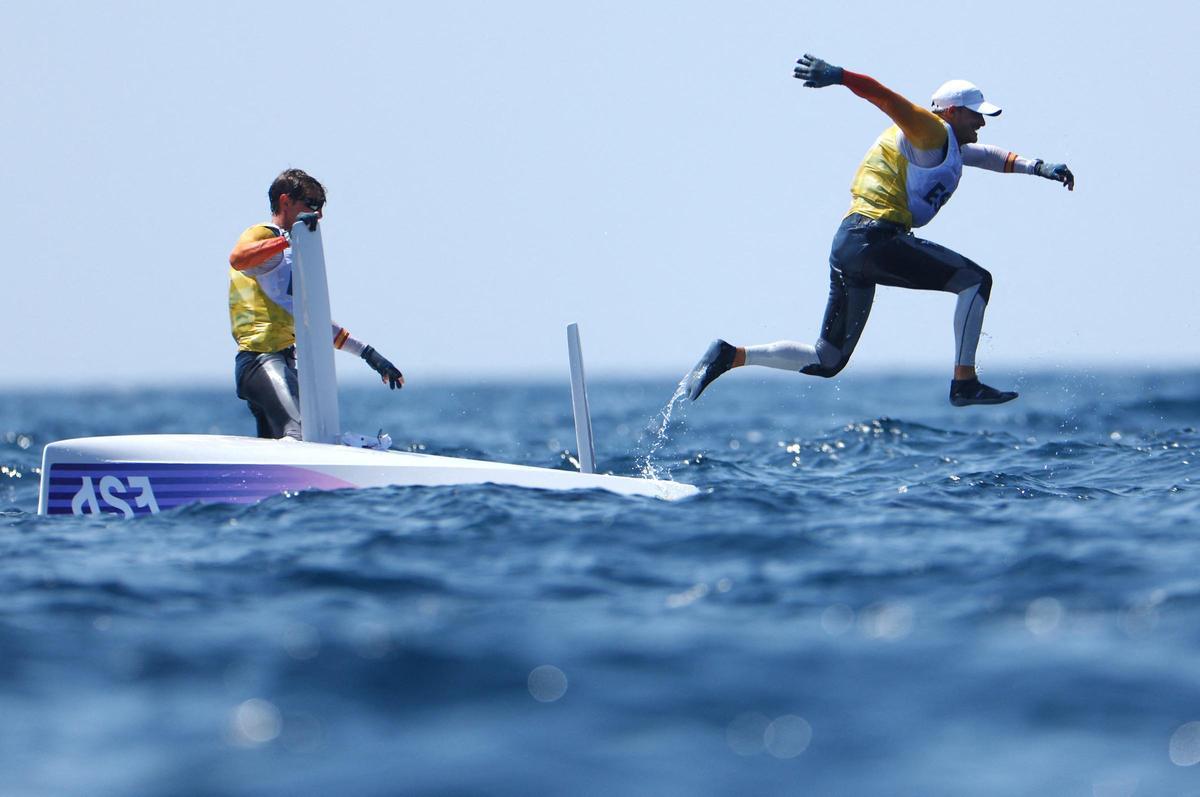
861 231 993 366
235 348 302 440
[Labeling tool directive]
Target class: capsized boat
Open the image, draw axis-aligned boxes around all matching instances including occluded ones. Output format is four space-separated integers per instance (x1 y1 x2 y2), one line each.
39 433 696 517
37 215 697 516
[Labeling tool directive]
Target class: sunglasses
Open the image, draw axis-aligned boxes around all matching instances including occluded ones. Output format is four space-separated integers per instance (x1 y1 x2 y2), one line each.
303 197 325 211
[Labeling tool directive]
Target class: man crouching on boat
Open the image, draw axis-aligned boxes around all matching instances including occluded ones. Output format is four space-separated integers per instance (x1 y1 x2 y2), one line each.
228 168 404 439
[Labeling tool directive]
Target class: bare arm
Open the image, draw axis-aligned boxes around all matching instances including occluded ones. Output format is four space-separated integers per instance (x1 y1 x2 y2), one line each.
794 54 946 150
841 71 947 151
229 226 288 272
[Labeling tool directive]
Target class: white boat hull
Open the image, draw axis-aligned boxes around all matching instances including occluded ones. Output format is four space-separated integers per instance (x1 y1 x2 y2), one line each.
37 434 698 516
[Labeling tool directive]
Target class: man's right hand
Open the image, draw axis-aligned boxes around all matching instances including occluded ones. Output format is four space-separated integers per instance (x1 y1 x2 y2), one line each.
794 54 844 88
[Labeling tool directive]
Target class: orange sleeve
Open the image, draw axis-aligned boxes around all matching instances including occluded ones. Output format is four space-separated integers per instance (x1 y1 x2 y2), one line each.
229 226 288 272
842 70 947 151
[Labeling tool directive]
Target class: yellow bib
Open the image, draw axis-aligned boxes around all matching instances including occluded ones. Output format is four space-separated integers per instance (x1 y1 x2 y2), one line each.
846 122 962 230
846 126 913 228
229 225 296 352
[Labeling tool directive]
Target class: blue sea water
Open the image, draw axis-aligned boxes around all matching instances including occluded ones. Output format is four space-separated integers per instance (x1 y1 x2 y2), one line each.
4 370 1200 796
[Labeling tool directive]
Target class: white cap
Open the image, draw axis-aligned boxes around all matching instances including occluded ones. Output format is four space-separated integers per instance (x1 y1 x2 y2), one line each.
930 79 1002 116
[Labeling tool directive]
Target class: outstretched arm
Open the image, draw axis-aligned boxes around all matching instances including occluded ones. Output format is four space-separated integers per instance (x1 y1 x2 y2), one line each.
962 144 1075 190
329 322 405 389
794 54 947 151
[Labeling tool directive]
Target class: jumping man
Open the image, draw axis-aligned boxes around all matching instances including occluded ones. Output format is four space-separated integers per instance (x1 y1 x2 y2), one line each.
687 54 1074 406
229 168 405 439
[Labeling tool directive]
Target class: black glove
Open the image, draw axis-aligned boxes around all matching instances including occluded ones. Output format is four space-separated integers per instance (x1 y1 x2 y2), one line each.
1034 160 1074 191
361 346 404 390
296 212 320 231
793 53 844 88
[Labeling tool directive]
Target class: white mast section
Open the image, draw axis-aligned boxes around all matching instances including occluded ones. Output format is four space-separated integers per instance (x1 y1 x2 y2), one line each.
290 215 341 444
566 323 596 474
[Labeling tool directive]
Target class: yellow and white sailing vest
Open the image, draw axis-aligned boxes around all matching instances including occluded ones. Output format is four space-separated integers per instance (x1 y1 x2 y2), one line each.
846 121 962 230
229 224 297 352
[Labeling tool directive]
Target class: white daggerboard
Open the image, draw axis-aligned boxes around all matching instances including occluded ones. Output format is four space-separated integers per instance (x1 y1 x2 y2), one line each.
567 323 596 474
290 215 340 444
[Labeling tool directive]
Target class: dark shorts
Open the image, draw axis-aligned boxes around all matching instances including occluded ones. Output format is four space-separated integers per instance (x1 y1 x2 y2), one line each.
235 347 302 439
803 213 992 377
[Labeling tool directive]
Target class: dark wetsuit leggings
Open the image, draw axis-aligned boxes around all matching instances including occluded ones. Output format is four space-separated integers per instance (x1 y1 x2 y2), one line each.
803 213 993 377
235 347 302 439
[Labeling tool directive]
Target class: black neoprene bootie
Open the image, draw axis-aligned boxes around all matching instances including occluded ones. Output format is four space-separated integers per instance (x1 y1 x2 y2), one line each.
950 377 1018 407
687 339 737 401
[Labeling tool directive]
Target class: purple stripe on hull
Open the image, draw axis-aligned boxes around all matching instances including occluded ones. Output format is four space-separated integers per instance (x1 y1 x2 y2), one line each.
45 463 356 516
48 475 324 486
48 482 323 494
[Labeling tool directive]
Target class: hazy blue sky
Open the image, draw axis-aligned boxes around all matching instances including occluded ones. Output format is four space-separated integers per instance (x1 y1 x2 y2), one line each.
2 0 1197 387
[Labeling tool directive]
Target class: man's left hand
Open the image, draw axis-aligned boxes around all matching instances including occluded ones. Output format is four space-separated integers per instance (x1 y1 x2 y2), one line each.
1036 161 1074 191
361 346 404 390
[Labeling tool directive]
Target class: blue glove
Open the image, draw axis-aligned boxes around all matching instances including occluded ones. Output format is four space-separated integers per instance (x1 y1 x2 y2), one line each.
361 346 404 390
1034 160 1074 191
793 53 844 88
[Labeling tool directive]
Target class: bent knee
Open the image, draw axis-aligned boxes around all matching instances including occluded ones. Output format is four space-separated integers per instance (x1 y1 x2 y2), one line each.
976 268 993 302
801 359 849 379
802 340 849 378
961 258 993 302
806 364 844 381
947 261 993 301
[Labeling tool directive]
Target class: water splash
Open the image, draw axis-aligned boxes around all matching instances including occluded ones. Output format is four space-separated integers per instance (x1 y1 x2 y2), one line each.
636 376 691 480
